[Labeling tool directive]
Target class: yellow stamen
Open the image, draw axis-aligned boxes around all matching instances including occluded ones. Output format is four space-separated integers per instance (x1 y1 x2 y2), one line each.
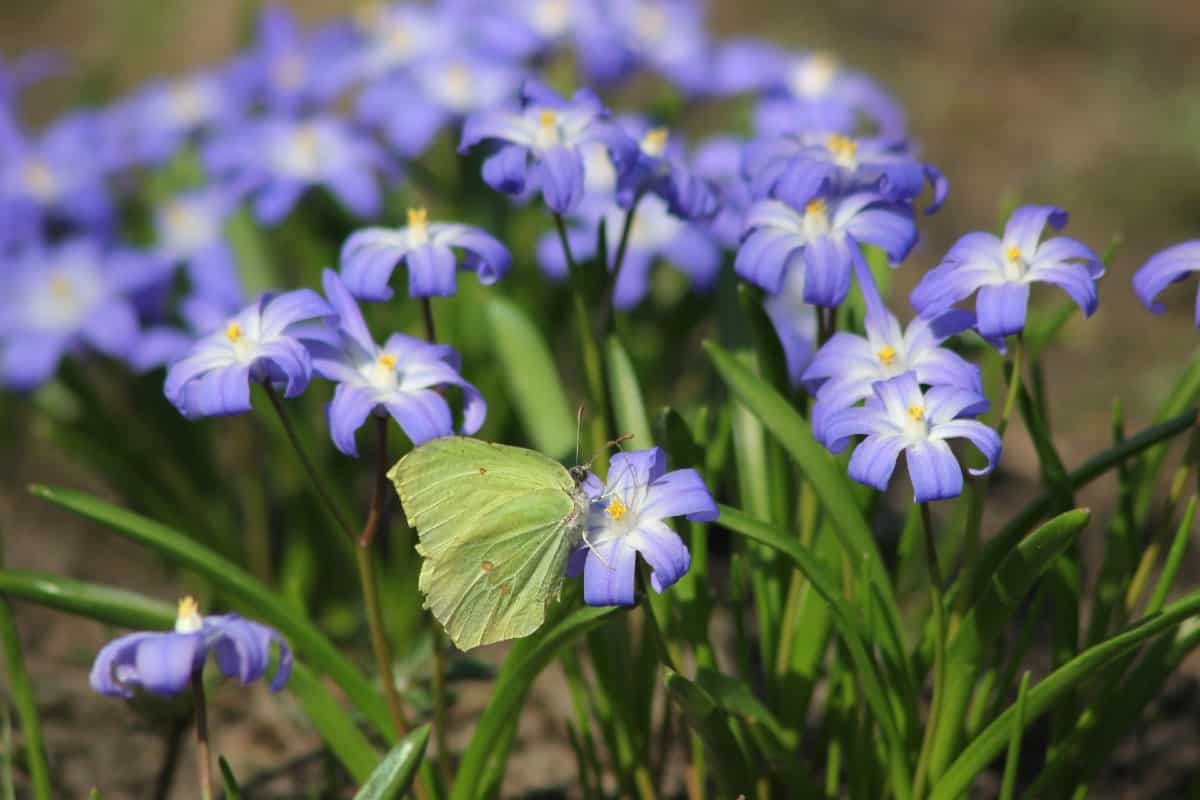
225 322 243 343
407 207 428 229
50 273 72 298
877 345 897 365
377 353 397 370
175 596 203 634
907 404 925 422
538 110 557 129
805 198 827 218
826 134 857 160
1005 245 1022 262
178 596 199 618
605 497 628 521
642 127 669 156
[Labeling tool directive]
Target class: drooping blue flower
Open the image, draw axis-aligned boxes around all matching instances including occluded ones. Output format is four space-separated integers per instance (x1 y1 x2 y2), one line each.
745 131 947 214
310 271 486 456
823 371 1000 503
0 50 65 111
204 114 387 225
567 447 718 606
910 205 1103 343
537 192 722 309
340 208 511 300
735 183 917 308
0 238 171 390
0 111 114 247
164 289 333 418
459 79 636 215
130 291 243 374
1133 241 1200 325
692 135 753 249
357 51 524 158
762 265 819 387
111 70 243 166
614 117 717 220
804 269 980 443
153 186 243 307
90 597 291 698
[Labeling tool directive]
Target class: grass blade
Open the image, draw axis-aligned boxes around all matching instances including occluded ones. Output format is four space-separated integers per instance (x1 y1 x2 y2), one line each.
0 541 51 800
352 725 431 800
998 672 1031 800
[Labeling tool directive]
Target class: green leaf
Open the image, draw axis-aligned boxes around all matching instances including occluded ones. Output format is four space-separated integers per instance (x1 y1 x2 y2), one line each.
24 486 393 742
695 666 799 758
930 588 1200 800
0 568 382 782
998 672 1031 800
929 509 1091 780
1145 495 1197 614
1134 356 1200 522
606 334 653 448
704 342 907 681
450 604 621 800
716 504 912 797
486 295 577 460
958 411 1197 609
0 543 52 800
736 284 790 393
218 757 243 800
352 725 431 800
665 668 754 795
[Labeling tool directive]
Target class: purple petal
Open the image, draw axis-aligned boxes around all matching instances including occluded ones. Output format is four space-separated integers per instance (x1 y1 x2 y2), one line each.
328 384 379 457
801 234 853 308
339 227 409 301
847 433 907 491
180 363 253 418
407 243 458 297
1133 240 1200 315
582 539 637 606
640 468 718 522
606 448 668 498
824 406 898 454
446 226 512 285
90 633 155 698
133 632 205 695
325 168 381 218
261 289 334 335
1029 262 1098 318
975 282 1030 340
843 203 916 264
628 520 691 592
81 300 140 358
924 384 990 423
1 334 68 391
566 546 588 578
539 145 585 214
481 144 531 195
931 419 1002 477
905 439 963 502
384 389 454 445
1002 205 1067 255
321 269 375 354
253 179 306 225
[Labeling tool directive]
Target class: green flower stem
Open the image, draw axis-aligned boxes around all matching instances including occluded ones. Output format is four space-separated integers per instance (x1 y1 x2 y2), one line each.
553 212 610 461
420 297 438 344
913 502 946 800
959 336 1025 597
600 196 643 333
190 672 214 800
260 385 416 755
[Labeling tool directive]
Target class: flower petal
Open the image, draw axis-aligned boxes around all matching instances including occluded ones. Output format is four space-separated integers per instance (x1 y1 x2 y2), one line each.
905 439 963 502
539 145 586 214
606 448 668 500
628 520 691 593
132 632 205 696
384 389 454 445
640 469 718 522
847 432 907 491
339 227 410 301
582 539 637 606
975 282 1030 340
406 243 458 297
1132 240 1200 315
1002 205 1067 255
328 384 379 457
930 419 1002 477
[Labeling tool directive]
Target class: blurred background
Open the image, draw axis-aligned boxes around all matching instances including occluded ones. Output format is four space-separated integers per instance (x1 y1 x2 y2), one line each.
3 1 1200 796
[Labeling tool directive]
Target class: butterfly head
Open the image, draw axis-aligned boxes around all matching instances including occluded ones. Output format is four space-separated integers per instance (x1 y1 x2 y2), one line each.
568 464 591 487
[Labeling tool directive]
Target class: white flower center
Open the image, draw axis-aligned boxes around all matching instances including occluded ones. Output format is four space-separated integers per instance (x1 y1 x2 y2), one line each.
174 596 204 634
532 109 563 150
613 194 681 252
531 0 570 36
273 123 331 178
272 53 307 91
361 352 400 392
826 134 858 170
433 62 474 110
406 207 430 246
1002 245 1028 281
901 403 929 442
633 3 668 42
640 127 669 158
22 159 59 201
28 265 104 333
160 199 219 256
790 53 838 98
801 198 832 238
167 80 210 127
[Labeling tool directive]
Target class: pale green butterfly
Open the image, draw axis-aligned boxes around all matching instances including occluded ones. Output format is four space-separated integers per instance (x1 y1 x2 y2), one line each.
388 436 593 651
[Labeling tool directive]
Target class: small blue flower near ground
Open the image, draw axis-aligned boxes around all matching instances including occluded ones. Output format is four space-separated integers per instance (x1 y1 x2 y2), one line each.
90 597 291 698
310 270 486 456
340 208 512 300
823 371 1000 503
910 205 1103 344
568 448 718 606
1133 240 1200 325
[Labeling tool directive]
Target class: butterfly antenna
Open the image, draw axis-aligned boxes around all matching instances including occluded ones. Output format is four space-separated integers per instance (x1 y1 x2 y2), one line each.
582 529 613 570
607 433 634 451
575 404 586 467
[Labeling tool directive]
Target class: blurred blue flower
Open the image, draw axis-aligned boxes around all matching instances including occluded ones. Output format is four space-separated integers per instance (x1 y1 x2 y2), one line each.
823 371 999 503
0 238 170 390
164 289 332 418
204 114 386 225
735 184 916 308
568 447 717 606
130 292 243 374
762 266 819 387
1133 241 1200 325
153 186 243 307
239 3 358 112
692 135 752 248
574 0 712 94
745 131 947 214
804 270 979 442
460 79 636 215
90 597 291 698
469 0 599 60
537 192 721 309
0 111 114 246
311 271 486 456
357 51 524 158
349 1 461 81
0 50 65 111
910 205 1103 344
111 71 243 166
340 208 511 300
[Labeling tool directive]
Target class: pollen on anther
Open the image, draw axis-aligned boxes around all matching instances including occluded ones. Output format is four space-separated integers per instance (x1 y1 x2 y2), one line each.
407 207 428 229
175 595 203 633
877 345 897 365
377 352 397 370
49 273 72 298
224 322 243 343
907 404 925 422
827 134 857 159
805 198 827 218
1005 245 1022 262
642 127 669 157
605 497 628 521
538 110 557 129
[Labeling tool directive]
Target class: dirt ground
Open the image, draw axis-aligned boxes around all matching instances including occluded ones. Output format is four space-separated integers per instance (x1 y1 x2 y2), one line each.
3 0 1200 797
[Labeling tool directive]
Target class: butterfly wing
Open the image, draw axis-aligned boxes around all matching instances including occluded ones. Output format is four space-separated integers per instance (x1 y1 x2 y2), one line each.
389 437 584 650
